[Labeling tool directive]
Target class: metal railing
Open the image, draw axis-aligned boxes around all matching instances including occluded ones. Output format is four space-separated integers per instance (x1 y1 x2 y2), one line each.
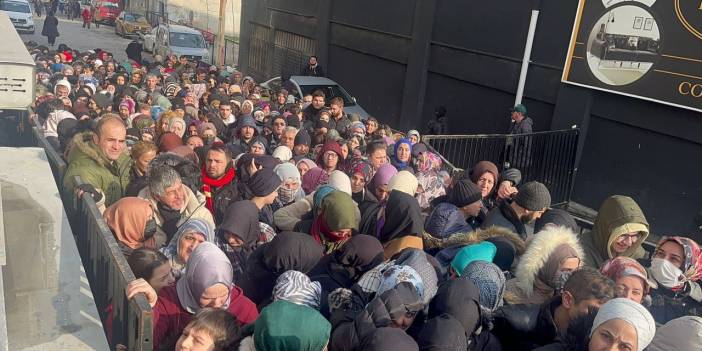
32 128 153 350
423 129 580 206
69 176 153 351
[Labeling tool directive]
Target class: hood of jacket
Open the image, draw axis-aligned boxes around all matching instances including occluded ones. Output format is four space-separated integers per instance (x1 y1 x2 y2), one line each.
591 195 649 261
511 226 584 299
423 225 526 256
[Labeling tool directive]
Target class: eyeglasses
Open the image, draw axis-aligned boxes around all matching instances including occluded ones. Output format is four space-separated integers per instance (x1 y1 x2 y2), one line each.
616 233 642 243
324 152 338 159
273 122 286 126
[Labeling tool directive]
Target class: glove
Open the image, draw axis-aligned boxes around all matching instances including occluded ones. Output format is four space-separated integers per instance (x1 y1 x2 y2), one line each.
76 183 103 203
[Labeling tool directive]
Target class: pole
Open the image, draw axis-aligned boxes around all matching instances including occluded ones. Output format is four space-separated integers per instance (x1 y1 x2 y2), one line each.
216 0 227 66
515 5 540 106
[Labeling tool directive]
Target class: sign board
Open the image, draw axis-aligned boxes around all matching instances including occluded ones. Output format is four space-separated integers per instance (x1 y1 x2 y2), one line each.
562 0 702 112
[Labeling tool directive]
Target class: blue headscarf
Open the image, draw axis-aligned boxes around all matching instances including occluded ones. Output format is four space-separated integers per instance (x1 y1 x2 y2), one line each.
313 185 336 216
392 138 413 169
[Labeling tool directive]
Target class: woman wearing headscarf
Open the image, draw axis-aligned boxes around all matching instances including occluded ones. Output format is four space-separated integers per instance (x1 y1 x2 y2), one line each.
272 270 322 310
238 231 323 308
271 162 304 213
648 316 702 351
126 242 258 350
316 140 343 174
167 116 187 138
216 200 262 284
308 235 384 315
468 161 500 217
347 159 376 205
296 158 317 178
104 197 157 258
387 170 419 197
600 256 655 304
308 190 359 254
359 190 425 260
460 261 506 312
391 138 413 172
647 235 702 324
364 163 397 208
159 218 214 279
237 300 330 351
414 151 446 210
417 314 468 351
301 166 329 194
330 280 424 351
580 195 649 268
504 225 584 305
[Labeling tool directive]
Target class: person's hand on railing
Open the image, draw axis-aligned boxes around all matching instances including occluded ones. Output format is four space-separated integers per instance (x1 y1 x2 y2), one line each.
75 183 103 203
497 181 518 200
125 278 158 308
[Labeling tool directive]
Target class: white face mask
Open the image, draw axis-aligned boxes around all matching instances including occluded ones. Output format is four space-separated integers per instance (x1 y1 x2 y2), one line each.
650 257 685 288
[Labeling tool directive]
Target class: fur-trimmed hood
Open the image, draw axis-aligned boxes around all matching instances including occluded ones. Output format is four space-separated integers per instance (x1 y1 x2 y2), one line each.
67 130 113 167
508 226 584 301
423 225 526 256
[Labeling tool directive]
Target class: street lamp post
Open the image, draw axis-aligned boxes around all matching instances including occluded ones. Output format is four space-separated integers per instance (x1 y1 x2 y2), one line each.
216 0 227 66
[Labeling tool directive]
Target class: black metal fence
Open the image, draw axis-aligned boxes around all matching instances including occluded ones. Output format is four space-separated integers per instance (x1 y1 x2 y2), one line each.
247 36 313 82
423 129 580 206
32 127 153 350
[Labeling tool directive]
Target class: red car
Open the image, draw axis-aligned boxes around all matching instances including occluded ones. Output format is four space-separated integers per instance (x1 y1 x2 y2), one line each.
93 0 120 24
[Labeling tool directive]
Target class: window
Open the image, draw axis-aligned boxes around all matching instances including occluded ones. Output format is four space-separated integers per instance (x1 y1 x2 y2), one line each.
124 13 144 22
299 85 356 106
169 32 205 48
1 2 31 13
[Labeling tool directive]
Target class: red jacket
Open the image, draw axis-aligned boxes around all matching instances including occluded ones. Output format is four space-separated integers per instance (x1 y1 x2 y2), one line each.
152 285 258 349
82 8 91 21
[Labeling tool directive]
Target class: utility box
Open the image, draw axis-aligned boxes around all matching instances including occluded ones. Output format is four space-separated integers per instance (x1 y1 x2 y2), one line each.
0 11 34 109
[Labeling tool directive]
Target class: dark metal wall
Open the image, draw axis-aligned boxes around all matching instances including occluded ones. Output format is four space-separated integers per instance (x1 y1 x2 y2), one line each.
239 0 702 238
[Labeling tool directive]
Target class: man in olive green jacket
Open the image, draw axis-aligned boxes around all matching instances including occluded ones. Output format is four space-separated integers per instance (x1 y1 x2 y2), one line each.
63 116 133 209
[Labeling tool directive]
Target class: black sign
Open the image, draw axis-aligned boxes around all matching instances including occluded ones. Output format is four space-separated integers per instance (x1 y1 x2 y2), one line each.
563 0 702 112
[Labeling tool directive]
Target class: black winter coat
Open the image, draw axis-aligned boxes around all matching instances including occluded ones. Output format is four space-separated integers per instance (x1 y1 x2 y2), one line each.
42 15 59 38
648 285 702 325
491 296 561 350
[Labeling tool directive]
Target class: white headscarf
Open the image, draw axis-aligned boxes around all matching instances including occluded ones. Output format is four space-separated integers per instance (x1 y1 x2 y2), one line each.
590 298 656 351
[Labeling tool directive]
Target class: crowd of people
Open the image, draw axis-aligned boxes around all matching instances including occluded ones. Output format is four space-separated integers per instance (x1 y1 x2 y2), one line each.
28 39 702 351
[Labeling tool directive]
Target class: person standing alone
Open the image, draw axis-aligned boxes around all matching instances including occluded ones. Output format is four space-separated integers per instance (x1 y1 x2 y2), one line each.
41 11 59 46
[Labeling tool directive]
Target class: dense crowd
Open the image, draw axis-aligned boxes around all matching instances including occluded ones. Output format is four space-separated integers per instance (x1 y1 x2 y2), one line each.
28 41 702 351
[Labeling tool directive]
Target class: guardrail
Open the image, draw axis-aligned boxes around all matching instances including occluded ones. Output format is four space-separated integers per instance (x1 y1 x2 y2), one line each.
423 129 580 206
32 127 153 350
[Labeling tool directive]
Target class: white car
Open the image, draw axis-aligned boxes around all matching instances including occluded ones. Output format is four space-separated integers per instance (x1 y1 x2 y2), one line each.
151 24 210 63
1 0 34 34
260 76 370 119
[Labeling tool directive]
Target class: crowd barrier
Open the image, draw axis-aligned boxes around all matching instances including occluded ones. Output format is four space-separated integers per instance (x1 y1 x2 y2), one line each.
32 127 153 350
423 129 580 206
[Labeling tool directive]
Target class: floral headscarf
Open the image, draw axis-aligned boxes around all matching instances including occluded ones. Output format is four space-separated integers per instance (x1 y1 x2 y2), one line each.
657 236 702 283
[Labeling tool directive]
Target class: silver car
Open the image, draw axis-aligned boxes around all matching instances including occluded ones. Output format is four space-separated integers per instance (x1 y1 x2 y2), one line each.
261 76 370 119
146 24 211 63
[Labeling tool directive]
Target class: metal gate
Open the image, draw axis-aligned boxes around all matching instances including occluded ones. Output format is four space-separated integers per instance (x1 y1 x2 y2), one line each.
423 129 580 206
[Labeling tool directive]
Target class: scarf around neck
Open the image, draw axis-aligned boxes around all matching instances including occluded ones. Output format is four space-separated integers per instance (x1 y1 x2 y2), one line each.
201 166 236 213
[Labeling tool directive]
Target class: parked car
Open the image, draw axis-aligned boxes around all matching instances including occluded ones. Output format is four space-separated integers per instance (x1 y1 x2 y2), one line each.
147 23 211 63
115 11 149 37
1 0 34 34
260 76 370 119
93 0 120 24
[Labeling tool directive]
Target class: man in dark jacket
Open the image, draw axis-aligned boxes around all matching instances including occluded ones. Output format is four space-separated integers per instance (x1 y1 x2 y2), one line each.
301 55 325 77
328 97 351 137
508 104 533 135
482 181 551 239
201 142 239 225
492 268 615 350
125 40 143 63
303 90 326 122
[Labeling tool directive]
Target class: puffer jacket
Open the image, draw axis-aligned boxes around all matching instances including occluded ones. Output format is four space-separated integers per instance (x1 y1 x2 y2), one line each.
491 296 562 350
648 315 702 351
504 226 584 305
138 185 215 248
579 195 649 268
648 284 702 325
63 131 132 207
424 202 474 239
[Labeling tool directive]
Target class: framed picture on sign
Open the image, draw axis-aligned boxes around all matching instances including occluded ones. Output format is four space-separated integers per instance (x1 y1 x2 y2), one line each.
633 16 643 29
644 18 654 31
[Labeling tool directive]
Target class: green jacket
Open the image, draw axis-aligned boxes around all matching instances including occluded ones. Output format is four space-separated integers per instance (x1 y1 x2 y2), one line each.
580 195 649 268
63 131 133 207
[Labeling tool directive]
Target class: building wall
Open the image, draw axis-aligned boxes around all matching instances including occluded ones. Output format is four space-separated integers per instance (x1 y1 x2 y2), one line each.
238 0 702 238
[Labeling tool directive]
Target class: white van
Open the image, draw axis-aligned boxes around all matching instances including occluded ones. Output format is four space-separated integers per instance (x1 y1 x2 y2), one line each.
0 0 34 34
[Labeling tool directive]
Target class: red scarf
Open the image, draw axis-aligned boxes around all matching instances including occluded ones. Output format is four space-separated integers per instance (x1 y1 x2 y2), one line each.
311 212 350 253
201 166 236 214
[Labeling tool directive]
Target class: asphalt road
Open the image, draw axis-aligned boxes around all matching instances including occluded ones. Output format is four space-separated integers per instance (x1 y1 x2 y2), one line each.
19 15 136 62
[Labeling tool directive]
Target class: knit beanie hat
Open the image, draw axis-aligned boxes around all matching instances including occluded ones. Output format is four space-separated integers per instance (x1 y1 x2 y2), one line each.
448 179 483 208
295 129 311 147
272 146 293 162
515 181 551 211
451 241 497 277
248 167 282 197
590 298 656 351
534 208 578 233
460 261 506 311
